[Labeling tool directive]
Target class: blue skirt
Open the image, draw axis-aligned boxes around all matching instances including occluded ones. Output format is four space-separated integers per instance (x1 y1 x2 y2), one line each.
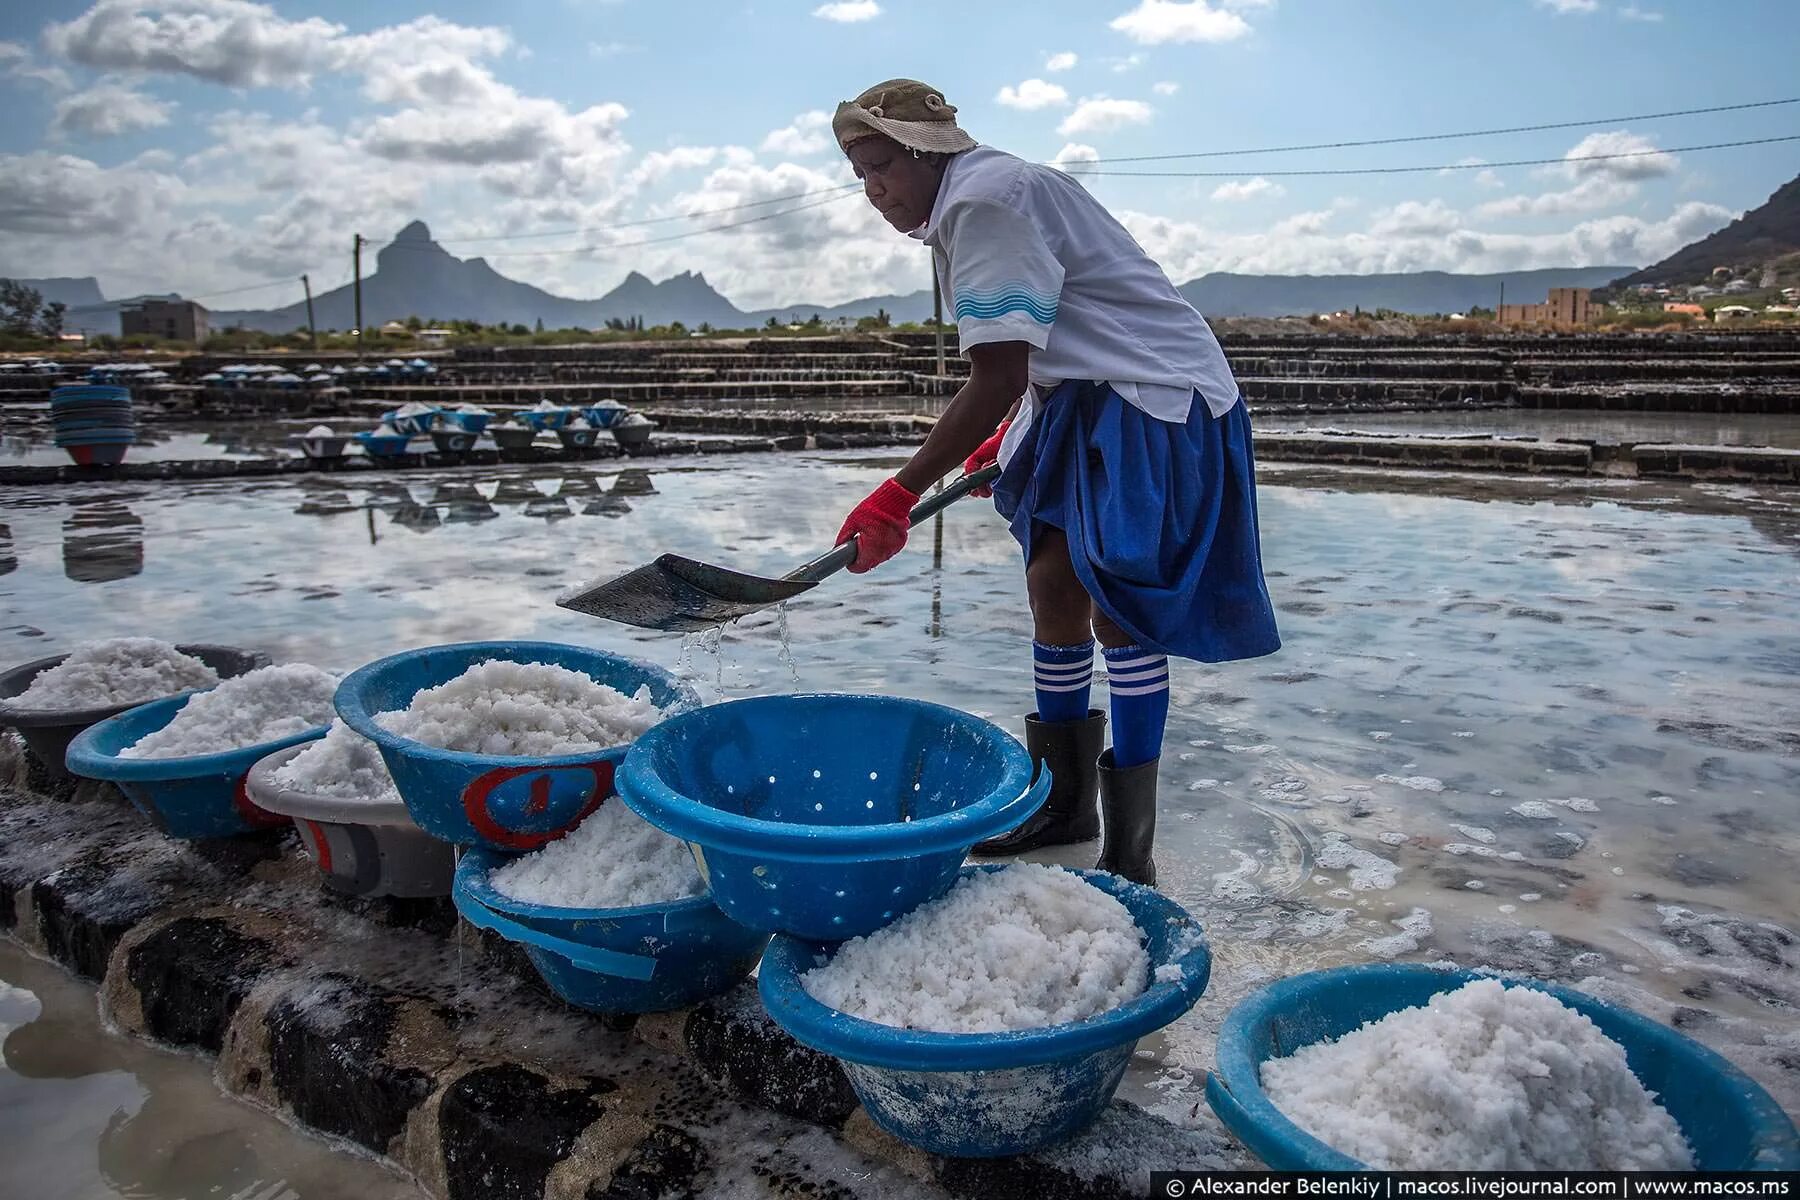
992 380 1281 663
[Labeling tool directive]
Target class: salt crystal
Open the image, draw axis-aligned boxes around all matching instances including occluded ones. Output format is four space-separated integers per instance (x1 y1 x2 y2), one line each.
13 638 219 711
801 864 1148 1033
272 718 397 802
488 799 702 908
121 664 338 759
1261 979 1693 1170
374 659 662 757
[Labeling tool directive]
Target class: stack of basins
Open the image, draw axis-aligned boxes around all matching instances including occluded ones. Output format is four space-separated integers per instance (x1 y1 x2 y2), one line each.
51 384 136 466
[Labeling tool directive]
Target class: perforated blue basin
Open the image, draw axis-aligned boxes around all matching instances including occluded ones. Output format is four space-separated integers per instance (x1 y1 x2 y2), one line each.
1208 964 1800 1171
759 865 1211 1157
336 641 697 852
615 694 1050 940
65 693 321 838
454 841 769 1013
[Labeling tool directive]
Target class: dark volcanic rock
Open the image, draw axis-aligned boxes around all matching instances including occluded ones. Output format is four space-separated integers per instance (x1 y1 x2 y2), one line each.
125 916 282 1051
587 1123 708 1200
267 974 436 1154
31 861 164 980
682 984 857 1127
439 1064 613 1200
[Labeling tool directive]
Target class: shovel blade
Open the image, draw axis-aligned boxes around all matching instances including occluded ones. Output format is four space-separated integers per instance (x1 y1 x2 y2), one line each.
556 553 818 632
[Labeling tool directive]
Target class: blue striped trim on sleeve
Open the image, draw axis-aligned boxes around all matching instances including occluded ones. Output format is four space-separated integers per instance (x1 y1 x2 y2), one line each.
953 286 1058 326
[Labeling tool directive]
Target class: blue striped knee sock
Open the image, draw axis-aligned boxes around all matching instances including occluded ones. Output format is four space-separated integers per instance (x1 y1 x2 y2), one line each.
1033 640 1094 724
1104 644 1170 768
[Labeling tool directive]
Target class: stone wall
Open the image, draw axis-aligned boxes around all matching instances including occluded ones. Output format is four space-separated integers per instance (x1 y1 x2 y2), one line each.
0 737 1241 1199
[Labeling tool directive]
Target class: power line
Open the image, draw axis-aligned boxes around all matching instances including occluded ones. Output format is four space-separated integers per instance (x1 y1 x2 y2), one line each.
420 96 1799 245
1080 96 1800 165
1079 134 1800 178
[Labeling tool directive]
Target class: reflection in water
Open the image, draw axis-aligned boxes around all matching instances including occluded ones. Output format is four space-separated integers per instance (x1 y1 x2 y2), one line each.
390 501 441 534
63 502 143 583
0 522 14 577
0 942 423 1200
523 496 573 522
492 478 541 507
583 494 632 519
610 469 657 497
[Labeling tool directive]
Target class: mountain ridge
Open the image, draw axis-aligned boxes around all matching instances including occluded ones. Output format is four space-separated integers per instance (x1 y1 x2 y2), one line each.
1611 172 1800 288
12 220 1642 334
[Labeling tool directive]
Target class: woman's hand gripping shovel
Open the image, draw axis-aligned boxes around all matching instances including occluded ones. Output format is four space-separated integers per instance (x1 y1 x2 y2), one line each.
555 463 1000 633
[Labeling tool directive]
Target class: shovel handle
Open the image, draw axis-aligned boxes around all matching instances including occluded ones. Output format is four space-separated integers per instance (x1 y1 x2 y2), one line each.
784 463 1002 585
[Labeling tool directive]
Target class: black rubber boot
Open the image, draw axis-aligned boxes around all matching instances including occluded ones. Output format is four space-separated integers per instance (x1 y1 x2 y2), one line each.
1095 749 1158 887
970 709 1104 856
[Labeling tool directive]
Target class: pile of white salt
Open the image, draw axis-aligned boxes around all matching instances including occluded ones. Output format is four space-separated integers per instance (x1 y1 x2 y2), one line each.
121 664 339 759
272 718 398 803
1261 978 1693 1170
801 863 1149 1033
488 799 703 909
12 638 219 711
374 659 661 757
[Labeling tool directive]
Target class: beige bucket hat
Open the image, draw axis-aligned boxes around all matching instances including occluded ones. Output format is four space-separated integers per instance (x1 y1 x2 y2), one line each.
833 78 977 155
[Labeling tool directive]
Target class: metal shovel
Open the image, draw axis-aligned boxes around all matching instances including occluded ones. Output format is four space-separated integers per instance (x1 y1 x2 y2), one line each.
557 463 1001 632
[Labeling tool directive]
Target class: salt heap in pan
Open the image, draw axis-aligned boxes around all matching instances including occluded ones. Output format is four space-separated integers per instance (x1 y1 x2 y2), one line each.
13 638 219 711
121 664 339 759
489 798 702 908
272 718 397 802
801 863 1149 1033
374 659 661 757
304 424 336 438
1260 978 1694 1170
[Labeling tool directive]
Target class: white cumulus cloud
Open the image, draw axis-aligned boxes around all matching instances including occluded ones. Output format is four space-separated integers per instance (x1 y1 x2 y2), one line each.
1557 129 1677 180
1211 177 1284 202
996 78 1069 111
1051 142 1100 177
1153 80 1181 95
50 80 174 138
812 1 881 22
1045 51 1078 72
761 111 832 157
1059 97 1153 136
1110 0 1263 45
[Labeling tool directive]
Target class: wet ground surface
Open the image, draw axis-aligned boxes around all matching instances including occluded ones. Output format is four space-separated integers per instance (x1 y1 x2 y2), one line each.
0 940 424 1200
1263 407 1800 447
1 447 1797 1179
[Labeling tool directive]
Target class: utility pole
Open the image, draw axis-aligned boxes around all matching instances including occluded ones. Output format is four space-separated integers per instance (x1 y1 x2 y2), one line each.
353 234 366 359
930 257 945 378
301 273 318 351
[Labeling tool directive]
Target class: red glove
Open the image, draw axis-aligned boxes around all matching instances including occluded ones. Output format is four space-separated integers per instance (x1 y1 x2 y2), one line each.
836 478 919 574
963 420 1011 498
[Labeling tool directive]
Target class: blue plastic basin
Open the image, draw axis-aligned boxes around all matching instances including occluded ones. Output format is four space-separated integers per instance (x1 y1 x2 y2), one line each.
65 693 323 838
616 694 1050 940
443 411 492 434
1207 964 1800 1171
381 408 440 436
759 864 1211 1157
335 641 697 851
355 431 412 457
453 841 769 1013
519 408 573 432
581 403 629 430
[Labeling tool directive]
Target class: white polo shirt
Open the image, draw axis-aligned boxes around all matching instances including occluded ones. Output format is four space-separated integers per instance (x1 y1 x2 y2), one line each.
911 146 1240 466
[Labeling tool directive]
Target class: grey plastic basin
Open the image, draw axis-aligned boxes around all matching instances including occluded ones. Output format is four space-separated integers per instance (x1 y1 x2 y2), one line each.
247 743 454 898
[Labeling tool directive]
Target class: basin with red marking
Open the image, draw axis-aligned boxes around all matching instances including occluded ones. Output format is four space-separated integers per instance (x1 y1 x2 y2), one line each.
334 641 696 851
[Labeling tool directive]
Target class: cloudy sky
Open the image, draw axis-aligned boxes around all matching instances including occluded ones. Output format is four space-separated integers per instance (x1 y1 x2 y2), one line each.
1 0 1797 313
